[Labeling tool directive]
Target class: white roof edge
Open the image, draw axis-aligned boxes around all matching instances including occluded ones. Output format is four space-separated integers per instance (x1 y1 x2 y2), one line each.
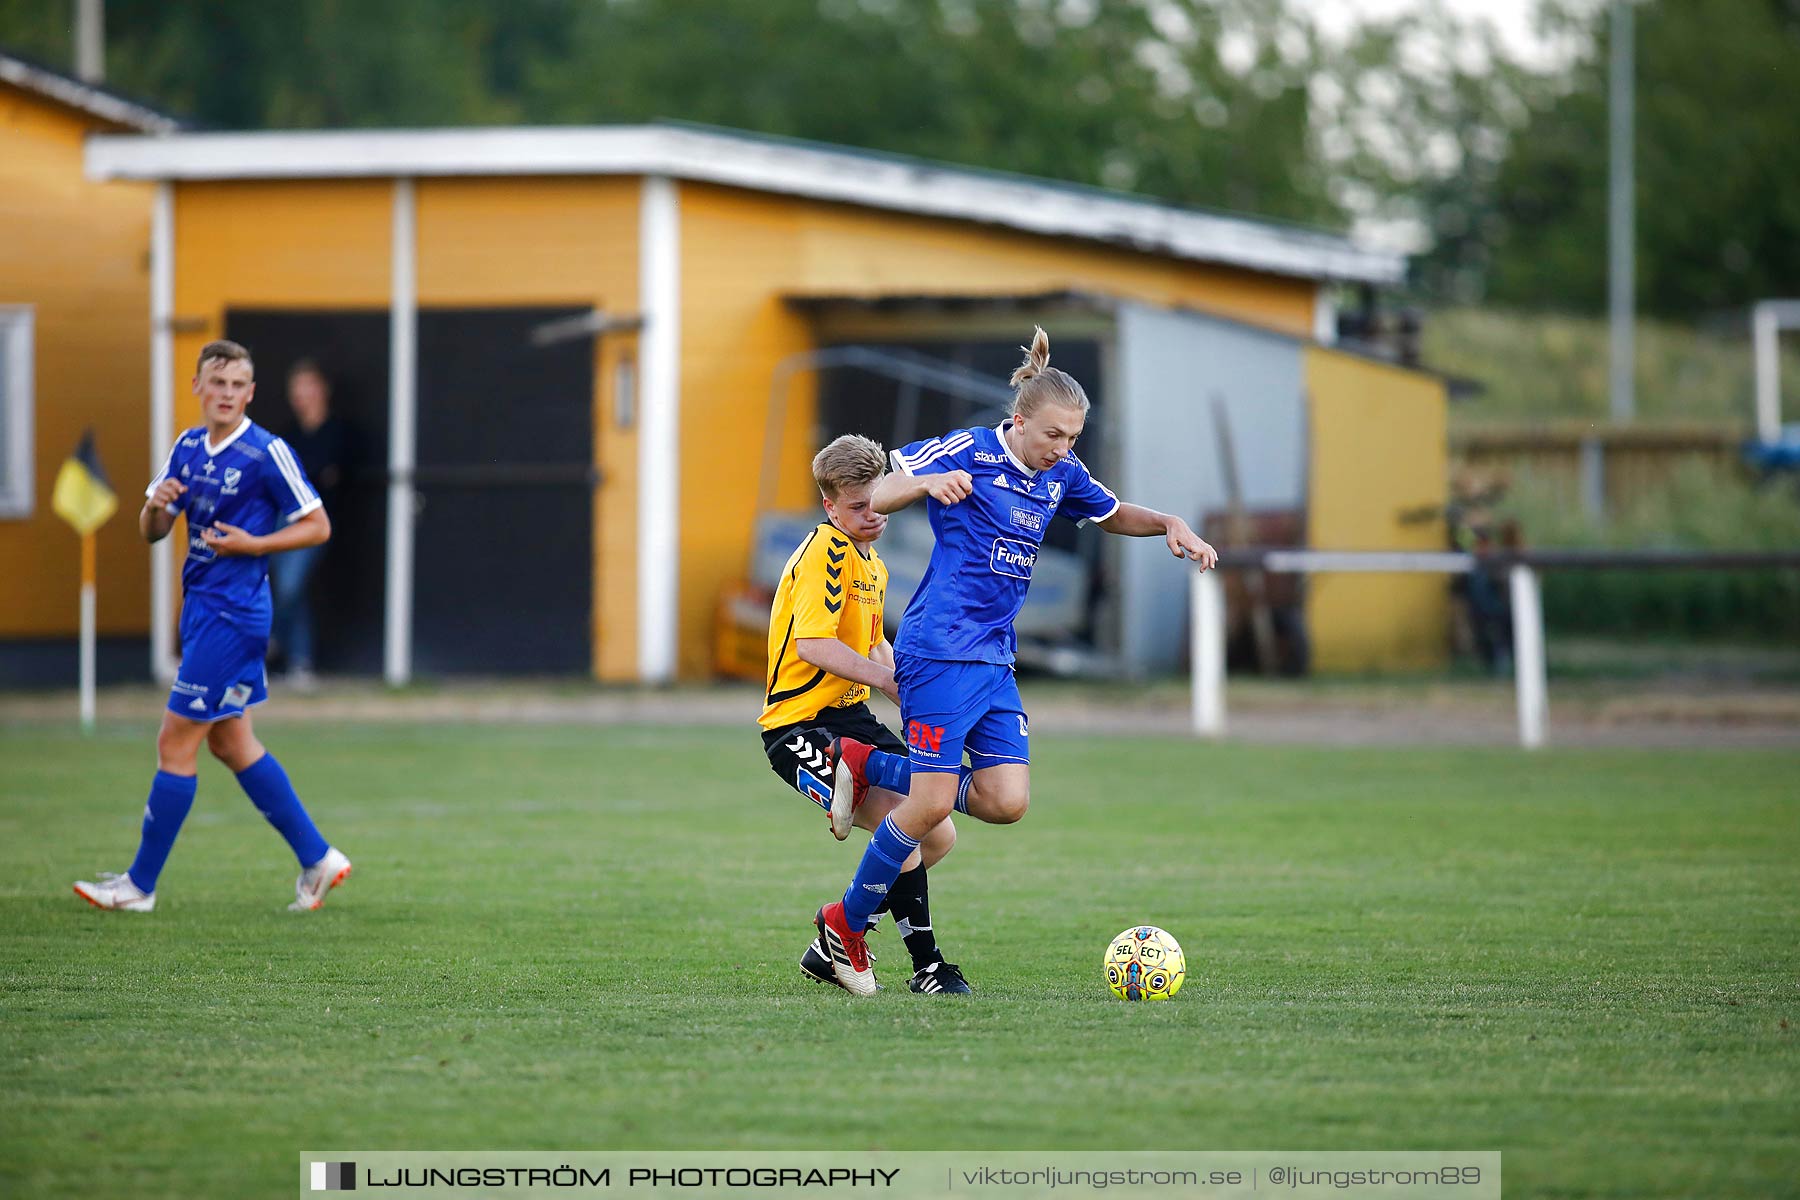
0 54 179 134
85 125 1404 285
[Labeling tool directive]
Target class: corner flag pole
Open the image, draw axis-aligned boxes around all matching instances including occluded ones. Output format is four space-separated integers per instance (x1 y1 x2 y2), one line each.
52 430 118 735
80 532 97 733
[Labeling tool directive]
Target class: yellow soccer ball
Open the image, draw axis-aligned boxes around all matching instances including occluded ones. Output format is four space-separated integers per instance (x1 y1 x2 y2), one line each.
1103 925 1186 1001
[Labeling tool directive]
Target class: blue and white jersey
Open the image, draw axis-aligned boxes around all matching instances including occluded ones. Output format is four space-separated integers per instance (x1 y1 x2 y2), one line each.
147 418 323 617
889 423 1119 664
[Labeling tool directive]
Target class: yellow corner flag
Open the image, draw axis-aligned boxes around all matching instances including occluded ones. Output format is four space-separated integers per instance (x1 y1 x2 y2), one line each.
52 430 118 537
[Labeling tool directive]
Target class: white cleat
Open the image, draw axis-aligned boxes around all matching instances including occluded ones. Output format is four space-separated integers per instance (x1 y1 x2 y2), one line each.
73 871 155 913
814 901 878 996
289 846 353 912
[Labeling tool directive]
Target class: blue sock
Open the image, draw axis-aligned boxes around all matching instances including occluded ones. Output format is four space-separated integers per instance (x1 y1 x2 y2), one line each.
235 754 329 867
841 816 919 931
866 748 911 794
867 751 976 811
127 770 198 893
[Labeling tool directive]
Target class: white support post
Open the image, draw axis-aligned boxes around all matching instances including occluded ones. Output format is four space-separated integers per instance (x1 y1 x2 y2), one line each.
383 178 417 687
637 175 681 684
1191 565 1226 738
79 552 96 734
1753 302 1781 446
1579 435 1606 521
149 181 176 683
1509 564 1548 750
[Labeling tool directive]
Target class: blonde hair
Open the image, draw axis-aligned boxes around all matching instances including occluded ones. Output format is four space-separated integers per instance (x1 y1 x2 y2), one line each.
812 434 887 500
1009 326 1089 418
196 339 253 377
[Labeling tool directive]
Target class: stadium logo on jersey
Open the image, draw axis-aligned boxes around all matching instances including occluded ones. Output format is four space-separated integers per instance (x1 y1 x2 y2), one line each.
990 537 1038 579
974 450 1006 464
1009 506 1044 533
222 467 242 494
181 437 200 448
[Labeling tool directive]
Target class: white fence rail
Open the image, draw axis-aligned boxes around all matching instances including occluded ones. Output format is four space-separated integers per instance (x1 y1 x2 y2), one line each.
1190 549 1800 749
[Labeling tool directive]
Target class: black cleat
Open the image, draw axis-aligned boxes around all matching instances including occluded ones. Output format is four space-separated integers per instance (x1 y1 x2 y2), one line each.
908 960 973 995
799 937 844 989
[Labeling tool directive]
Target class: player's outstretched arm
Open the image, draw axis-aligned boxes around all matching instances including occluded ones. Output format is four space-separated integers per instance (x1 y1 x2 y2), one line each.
203 507 332 558
872 469 973 514
796 637 900 705
1095 503 1218 568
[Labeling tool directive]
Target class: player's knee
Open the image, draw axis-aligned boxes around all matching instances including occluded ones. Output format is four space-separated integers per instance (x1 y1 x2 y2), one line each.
923 814 957 861
206 721 260 770
156 723 201 771
989 786 1030 824
915 788 958 829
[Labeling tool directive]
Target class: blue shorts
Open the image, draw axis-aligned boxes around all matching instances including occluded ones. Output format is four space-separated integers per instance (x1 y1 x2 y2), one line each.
168 602 269 723
893 654 1030 774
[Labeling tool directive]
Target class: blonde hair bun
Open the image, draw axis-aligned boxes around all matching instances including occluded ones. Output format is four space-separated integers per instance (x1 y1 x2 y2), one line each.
1010 326 1051 388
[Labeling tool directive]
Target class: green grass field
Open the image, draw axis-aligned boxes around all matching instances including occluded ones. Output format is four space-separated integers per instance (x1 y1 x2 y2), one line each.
2 722 1796 1198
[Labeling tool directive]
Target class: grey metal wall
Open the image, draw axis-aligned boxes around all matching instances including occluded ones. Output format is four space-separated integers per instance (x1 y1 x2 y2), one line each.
1113 302 1307 674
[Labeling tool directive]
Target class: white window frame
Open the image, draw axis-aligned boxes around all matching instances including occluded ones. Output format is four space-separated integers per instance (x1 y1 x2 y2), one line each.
0 306 35 519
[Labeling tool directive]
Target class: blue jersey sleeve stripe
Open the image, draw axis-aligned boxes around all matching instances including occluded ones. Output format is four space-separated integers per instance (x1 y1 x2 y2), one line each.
268 439 318 509
894 429 973 467
145 440 180 498
892 436 950 471
1077 495 1121 527
894 431 973 474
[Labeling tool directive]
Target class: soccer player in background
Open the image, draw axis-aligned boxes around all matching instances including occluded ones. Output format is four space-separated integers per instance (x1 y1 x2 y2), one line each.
759 435 972 994
73 340 352 914
809 328 1219 993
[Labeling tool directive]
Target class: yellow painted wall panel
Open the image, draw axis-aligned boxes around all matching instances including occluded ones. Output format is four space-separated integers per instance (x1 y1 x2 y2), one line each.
0 88 154 638
1303 348 1449 672
417 178 641 678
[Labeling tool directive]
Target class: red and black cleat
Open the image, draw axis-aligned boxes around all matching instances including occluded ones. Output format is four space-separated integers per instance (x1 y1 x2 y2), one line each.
826 737 873 841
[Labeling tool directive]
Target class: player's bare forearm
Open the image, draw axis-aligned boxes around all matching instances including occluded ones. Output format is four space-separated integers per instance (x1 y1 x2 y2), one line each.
872 473 928 514
796 637 897 700
1095 503 1218 567
873 469 973 514
261 508 332 553
1095 503 1173 536
140 503 176 543
203 508 331 558
871 638 895 671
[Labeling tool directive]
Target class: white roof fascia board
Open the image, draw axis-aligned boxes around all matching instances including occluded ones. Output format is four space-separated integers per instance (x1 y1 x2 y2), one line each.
86 125 1403 284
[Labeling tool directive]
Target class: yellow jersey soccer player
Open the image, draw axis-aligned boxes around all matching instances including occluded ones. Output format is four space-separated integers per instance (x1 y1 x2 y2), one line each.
759 435 968 994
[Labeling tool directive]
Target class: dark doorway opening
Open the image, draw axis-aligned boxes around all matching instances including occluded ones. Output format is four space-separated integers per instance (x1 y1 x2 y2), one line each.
224 306 596 676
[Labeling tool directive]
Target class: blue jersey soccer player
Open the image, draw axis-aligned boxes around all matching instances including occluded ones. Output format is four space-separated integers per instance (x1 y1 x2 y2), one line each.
808 328 1218 992
759 435 970 994
73 340 353 914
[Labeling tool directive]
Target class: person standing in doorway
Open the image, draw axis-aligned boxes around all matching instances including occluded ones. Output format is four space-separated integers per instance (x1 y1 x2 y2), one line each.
269 359 350 690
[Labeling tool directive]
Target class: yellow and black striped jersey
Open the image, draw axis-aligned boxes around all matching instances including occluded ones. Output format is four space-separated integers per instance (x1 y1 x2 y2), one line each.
758 523 887 730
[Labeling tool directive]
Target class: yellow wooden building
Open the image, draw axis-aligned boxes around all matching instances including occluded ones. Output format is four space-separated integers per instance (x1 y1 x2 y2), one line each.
72 121 1434 683
0 52 176 685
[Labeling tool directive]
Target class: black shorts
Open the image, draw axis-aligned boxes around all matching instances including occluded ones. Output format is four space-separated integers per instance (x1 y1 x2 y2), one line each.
762 702 906 806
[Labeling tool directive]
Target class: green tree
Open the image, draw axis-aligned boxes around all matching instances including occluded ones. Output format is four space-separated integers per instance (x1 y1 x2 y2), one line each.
1488 0 1800 315
1 0 1344 229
